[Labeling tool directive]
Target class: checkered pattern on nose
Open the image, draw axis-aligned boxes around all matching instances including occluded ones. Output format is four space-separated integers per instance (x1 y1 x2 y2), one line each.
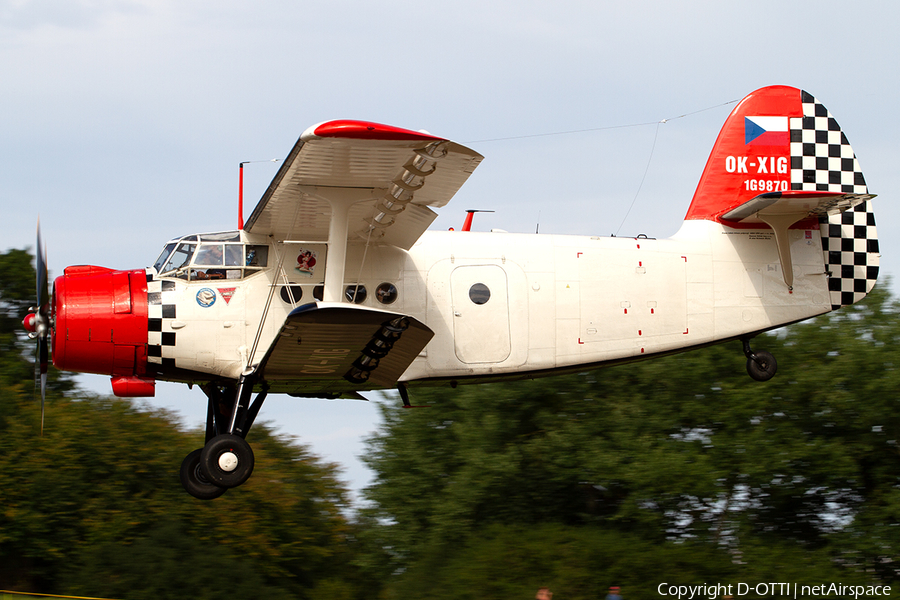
146 274 178 367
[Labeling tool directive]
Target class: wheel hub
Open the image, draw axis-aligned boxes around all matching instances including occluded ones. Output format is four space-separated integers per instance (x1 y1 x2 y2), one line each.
218 451 239 472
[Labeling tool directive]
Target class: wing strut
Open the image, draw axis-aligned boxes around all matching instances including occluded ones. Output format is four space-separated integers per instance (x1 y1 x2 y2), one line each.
296 187 384 303
755 212 805 290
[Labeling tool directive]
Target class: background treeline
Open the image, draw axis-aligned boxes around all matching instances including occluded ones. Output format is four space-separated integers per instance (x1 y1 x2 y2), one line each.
2 247 899 599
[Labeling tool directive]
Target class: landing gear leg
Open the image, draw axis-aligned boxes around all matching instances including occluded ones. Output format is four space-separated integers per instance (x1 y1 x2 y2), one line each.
178 376 269 499
742 338 777 382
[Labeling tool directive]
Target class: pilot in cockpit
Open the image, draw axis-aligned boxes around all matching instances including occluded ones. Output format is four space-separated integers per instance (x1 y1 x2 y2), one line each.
195 244 223 265
193 244 226 280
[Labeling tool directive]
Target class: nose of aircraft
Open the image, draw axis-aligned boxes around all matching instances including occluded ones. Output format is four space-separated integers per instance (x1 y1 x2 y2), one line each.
52 266 151 383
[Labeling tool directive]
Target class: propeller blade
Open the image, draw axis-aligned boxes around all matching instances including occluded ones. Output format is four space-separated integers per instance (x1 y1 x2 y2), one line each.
39 336 48 436
37 219 48 313
34 219 50 436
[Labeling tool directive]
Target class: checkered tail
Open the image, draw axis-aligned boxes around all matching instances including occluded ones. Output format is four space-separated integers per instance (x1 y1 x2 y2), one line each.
790 91 879 310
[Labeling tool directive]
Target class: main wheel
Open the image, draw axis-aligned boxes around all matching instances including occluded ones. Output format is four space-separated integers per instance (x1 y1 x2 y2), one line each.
746 350 777 382
199 434 255 488
180 448 227 500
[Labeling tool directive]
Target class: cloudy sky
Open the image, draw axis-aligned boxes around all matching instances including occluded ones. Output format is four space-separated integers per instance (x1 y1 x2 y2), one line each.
4 0 898 498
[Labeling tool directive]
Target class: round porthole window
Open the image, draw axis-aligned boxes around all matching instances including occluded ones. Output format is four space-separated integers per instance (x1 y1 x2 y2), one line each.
345 285 367 304
375 282 398 305
280 285 303 304
469 283 491 305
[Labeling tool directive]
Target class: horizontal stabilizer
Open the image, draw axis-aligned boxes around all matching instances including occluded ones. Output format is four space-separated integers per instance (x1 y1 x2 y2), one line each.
721 190 874 224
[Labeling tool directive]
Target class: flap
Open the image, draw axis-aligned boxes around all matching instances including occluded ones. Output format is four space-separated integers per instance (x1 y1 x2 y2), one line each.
258 302 433 396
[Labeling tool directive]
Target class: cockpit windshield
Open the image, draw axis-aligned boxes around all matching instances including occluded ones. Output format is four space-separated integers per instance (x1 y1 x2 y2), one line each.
151 232 268 281
152 243 177 273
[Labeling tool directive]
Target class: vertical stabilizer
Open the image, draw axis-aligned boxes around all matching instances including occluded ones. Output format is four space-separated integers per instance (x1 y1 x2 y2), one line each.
685 86 878 308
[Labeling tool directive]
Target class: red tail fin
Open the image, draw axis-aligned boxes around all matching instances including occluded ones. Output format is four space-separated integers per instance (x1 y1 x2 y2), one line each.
684 85 868 222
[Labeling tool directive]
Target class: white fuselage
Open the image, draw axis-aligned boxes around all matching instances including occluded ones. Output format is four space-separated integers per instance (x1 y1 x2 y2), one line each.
154 219 830 387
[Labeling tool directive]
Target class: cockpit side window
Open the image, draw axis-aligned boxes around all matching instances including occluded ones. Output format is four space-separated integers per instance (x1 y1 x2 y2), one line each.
245 245 268 267
192 243 242 281
154 235 269 281
225 245 243 267
194 244 224 266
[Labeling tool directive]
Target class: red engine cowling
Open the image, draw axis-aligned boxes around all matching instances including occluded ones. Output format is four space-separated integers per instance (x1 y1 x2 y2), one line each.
52 266 152 391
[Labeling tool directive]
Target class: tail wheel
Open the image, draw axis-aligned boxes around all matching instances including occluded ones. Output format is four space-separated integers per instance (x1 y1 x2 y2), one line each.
180 448 227 500
199 434 255 488
746 350 777 382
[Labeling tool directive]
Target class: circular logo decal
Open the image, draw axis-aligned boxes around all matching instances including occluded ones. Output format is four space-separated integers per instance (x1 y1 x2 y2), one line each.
196 288 217 308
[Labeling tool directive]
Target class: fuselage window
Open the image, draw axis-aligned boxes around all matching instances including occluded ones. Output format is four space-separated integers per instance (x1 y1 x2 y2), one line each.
345 285 367 304
280 285 303 304
375 282 398 305
469 283 491 305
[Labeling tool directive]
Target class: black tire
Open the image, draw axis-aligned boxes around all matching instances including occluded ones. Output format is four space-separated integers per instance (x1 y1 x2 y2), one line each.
199 434 254 488
180 448 227 500
746 350 777 382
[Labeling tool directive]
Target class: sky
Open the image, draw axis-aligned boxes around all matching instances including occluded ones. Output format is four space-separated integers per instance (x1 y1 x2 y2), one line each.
3 0 899 501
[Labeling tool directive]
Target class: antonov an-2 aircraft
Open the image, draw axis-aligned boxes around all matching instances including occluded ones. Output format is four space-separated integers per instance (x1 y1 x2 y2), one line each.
23 86 878 499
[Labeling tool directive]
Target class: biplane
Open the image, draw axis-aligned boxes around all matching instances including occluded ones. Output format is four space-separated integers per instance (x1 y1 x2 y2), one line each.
23 86 878 498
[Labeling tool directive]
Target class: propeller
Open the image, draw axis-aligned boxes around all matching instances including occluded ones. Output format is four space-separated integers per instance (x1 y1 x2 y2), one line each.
23 220 50 435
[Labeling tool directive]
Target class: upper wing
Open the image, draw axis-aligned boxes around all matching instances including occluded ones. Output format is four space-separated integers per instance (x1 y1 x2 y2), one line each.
244 120 484 249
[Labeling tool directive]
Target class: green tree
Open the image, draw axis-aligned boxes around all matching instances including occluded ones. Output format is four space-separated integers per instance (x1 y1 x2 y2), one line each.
361 286 900 597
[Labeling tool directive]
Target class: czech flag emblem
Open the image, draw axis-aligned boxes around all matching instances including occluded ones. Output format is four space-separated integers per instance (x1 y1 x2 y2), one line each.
745 116 789 146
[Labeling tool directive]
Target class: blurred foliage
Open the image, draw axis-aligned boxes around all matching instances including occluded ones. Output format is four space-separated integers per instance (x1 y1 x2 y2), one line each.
362 285 900 598
5 244 900 599
0 390 373 599
0 248 74 401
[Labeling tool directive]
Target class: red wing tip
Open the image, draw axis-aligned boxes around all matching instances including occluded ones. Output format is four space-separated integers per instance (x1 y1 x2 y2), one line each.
307 120 445 142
